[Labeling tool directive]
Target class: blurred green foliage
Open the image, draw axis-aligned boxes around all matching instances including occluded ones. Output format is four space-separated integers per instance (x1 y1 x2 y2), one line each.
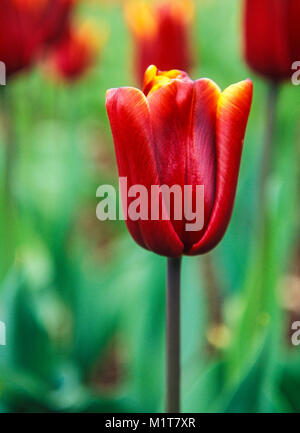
0 0 299 413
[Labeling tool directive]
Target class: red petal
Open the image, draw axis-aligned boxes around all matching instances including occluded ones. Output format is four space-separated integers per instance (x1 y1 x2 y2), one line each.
148 78 220 250
155 3 192 73
184 79 221 250
106 87 184 257
289 0 300 62
187 79 253 255
244 0 291 80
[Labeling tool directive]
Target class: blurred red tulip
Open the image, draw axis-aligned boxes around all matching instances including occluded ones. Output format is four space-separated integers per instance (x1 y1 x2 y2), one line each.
0 0 75 77
244 0 300 81
125 0 194 85
47 21 104 82
39 0 76 47
106 66 253 257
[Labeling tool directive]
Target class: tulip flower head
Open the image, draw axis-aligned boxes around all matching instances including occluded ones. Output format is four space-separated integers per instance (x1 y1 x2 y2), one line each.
106 66 253 257
244 0 300 81
0 0 75 78
46 20 104 82
125 0 194 85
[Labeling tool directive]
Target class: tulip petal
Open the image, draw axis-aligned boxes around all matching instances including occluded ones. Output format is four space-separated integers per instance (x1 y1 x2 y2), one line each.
184 78 221 250
0 0 74 77
147 78 220 249
244 0 291 80
106 87 184 257
187 79 253 255
289 0 300 63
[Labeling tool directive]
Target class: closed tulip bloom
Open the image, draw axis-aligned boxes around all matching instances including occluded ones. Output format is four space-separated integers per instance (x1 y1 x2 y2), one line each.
47 21 103 82
40 0 76 47
244 0 300 81
106 66 253 257
0 0 74 77
125 0 193 85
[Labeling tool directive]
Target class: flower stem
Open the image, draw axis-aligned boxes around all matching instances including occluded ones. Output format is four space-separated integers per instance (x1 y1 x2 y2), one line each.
201 253 223 356
166 256 181 413
1 86 16 200
259 81 280 217
0 85 16 279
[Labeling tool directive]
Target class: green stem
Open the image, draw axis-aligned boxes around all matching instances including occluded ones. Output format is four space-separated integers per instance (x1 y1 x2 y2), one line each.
0 84 16 278
1 85 16 201
166 257 181 413
201 253 223 356
259 81 280 220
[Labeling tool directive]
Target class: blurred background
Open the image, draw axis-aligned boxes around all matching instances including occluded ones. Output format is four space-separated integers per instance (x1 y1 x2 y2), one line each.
0 0 299 413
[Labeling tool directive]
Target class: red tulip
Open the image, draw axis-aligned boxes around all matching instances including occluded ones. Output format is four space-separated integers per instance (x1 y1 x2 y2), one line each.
46 20 103 82
106 66 253 257
39 0 76 47
125 0 194 85
244 0 300 81
0 0 74 78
